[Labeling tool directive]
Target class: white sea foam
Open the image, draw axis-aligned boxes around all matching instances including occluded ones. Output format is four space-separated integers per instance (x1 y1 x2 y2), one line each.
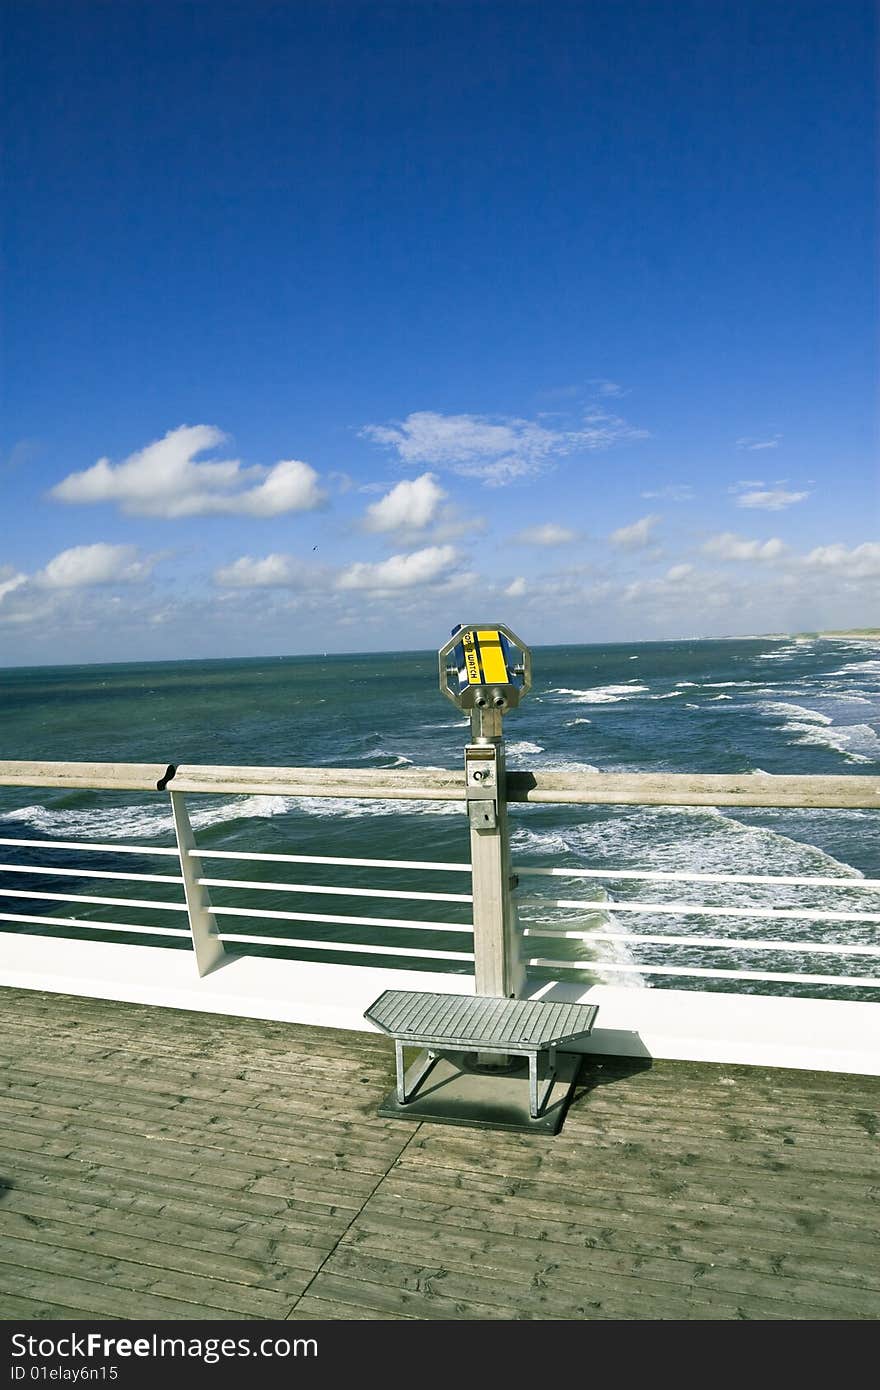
761 701 879 763
511 804 880 986
710 694 733 700
0 787 466 840
549 684 650 704
565 718 593 726
506 741 545 756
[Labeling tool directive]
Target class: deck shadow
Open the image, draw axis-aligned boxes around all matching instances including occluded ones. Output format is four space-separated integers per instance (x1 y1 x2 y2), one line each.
568 1051 654 1109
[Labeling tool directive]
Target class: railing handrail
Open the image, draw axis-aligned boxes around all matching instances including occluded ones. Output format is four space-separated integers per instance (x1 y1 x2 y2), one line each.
1 759 879 808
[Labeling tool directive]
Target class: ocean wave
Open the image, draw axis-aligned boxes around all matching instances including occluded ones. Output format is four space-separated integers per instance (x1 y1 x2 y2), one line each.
506 741 545 756
761 701 879 763
0 788 466 841
564 718 592 726
510 804 880 985
763 701 832 725
548 684 650 704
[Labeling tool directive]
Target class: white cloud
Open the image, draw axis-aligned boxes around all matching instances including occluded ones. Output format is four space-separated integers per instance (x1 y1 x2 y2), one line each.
0 567 27 602
361 409 646 486
665 563 694 581
51 425 326 519
735 488 809 511
514 523 579 546
802 542 880 578
214 554 314 589
609 514 661 549
702 532 787 562
37 543 156 589
504 577 527 597
641 484 694 501
736 435 782 451
363 473 446 532
337 545 457 592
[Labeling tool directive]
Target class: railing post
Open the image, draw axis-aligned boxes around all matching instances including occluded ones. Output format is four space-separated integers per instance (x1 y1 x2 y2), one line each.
466 712 525 998
170 790 227 978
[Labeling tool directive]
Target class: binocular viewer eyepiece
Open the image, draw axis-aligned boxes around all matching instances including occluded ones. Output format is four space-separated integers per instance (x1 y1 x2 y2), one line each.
438 624 532 717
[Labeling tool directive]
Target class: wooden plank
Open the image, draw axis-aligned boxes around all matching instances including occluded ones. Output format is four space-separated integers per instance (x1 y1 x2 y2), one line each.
0 1292 96 1320
394 1144 880 1226
0 1144 361 1227
2 758 879 807
0 1093 407 1166
0 761 174 793
0 1210 313 1303
0 1263 244 1321
0 1106 402 1179
506 770 880 808
341 1207 880 1316
377 1167 880 1257
0 1185 333 1273
288 1294 412 1320
310 1247 802 1321
0 1234 293 1317
1 1163 347 1245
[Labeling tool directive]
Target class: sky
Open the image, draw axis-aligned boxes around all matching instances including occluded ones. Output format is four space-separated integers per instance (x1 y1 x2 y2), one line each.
1 0 877 666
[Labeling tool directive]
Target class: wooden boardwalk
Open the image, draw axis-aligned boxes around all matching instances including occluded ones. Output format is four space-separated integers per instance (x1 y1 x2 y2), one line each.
0 987 878 1321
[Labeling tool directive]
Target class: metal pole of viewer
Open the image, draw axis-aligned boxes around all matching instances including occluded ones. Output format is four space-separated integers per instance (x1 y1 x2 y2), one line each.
438 624 532 1000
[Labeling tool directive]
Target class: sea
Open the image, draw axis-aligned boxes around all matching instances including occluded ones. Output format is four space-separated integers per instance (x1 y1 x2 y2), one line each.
1 635 879 1000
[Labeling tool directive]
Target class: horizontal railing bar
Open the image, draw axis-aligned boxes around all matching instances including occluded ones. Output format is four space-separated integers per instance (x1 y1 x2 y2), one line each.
525 959 880 987
217 932 473 961
1 760 879 808
0 837 180 857
507 771 880 809
168 764 465 800
515 865 880 890
0 887 188 912
0 911 190 939
193 849 472 872
521 929 880 956
197 876 473 904
0 863 184 886
210 904 474 932
519 897 880 924
0 762 176 793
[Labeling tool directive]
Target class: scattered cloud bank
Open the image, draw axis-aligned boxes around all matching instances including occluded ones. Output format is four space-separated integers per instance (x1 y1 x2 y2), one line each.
702 532 787 562
514 523 579 546
609 514 661 549
802 542 880 578
361 408 646 485
51 425 326 519
504 576 527 597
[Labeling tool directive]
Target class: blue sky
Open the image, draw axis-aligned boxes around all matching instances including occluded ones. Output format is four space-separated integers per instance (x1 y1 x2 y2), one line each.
1 0 877 665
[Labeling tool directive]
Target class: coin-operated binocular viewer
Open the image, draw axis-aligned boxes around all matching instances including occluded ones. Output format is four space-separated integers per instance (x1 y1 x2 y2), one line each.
437 624 532 998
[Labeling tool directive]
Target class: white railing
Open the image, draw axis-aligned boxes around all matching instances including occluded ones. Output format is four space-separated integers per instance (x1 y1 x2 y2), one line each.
0 758 878 1074
0 836 475 969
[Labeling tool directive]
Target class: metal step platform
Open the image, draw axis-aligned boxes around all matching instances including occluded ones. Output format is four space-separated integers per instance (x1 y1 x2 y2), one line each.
365 990 599 1133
